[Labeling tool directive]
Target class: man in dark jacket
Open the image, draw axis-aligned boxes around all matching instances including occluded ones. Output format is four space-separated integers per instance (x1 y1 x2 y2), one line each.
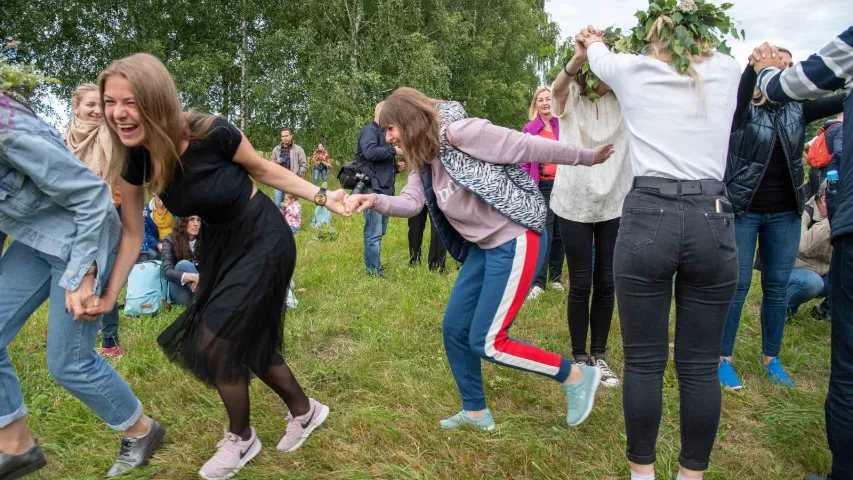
355 102 401 276
756 28 852 480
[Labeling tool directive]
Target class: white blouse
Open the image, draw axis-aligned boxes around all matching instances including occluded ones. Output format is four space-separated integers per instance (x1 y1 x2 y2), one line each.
550 81 633 223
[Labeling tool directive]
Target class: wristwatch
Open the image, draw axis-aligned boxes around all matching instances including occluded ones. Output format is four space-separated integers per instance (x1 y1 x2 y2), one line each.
314 187 327 206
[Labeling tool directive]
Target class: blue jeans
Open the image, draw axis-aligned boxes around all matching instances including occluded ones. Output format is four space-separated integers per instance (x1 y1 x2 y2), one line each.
168 260 198 308
274 189 285 207
786 268 828 313
313 167 328 185
827 234 853 480
363 191 389 275
722 211 801 358
443 230 571 411
0 241 142 430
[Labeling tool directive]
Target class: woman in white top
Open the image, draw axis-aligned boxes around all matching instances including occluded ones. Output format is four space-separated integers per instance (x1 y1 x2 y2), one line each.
580 20 741 480
550 36 632 388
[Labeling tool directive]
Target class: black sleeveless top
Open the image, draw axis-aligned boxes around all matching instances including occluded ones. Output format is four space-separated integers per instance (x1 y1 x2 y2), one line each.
121 118 252 224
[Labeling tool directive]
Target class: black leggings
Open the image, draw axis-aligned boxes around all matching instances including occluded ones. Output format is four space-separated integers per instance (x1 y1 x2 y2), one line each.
558 216 620 359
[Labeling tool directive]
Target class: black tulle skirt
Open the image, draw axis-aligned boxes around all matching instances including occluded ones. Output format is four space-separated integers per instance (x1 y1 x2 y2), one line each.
158 193 295 385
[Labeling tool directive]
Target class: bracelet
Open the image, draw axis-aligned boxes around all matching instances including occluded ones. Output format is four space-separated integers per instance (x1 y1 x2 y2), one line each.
105 287 120 297
563 64 577 77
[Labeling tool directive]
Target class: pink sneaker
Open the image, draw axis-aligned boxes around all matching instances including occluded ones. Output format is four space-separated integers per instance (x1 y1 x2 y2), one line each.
277 398 329 452
100 346 124 358
198 428 261 480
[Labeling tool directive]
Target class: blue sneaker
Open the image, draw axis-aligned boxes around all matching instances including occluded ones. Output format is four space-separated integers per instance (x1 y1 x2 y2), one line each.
439 410 495 431
718 360 743 390
763 358 794 388
564 363 600 426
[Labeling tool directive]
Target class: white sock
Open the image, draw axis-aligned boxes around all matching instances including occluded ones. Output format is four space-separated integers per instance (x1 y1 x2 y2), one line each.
677 472 702 480
630 472 654 480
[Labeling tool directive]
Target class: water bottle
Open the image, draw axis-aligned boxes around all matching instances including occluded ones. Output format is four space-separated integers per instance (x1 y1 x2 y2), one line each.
826 170 839 195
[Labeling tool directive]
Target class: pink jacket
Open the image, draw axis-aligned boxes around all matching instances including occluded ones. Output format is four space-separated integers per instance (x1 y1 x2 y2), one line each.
520 115 560 185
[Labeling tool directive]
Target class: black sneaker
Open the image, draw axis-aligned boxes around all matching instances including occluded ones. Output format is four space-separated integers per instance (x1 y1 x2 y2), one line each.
0 440 46 480
106 418 165 477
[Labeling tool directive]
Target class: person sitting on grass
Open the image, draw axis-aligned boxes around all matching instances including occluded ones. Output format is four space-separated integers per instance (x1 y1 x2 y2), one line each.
162 215 201 307
146 194 173 254
346 87 614 431
282 193 302 233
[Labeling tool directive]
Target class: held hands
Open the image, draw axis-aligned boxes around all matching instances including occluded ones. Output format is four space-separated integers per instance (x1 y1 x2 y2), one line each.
324 189 353 217
345 193 378 215
592 144 615 165
65 271 99 321
578 25 606 48
750 42 786 72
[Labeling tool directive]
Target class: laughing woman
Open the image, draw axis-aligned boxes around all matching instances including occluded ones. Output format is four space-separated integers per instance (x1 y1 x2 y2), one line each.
86 53 349 480
347 87 614 430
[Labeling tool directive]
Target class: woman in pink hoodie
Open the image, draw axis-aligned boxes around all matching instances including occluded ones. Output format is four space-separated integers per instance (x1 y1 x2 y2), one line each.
346 87 614 432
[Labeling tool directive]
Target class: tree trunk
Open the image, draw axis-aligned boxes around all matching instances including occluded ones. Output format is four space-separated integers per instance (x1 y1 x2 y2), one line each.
240 10 248 130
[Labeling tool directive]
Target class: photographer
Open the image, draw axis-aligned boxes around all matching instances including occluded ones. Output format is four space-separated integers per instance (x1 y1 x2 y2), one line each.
787 184 832 320
355 101 402 276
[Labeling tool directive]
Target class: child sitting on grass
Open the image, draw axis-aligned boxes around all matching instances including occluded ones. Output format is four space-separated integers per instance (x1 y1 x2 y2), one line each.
282 193 302 233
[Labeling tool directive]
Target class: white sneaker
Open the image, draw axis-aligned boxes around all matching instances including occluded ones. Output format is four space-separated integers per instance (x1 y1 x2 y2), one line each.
595 359 620 387
526 286 545 301
550 282 565 292
199 428 261 480
277 398 330 452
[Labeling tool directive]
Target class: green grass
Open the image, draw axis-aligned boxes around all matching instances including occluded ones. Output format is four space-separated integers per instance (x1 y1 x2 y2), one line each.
6 180 833 479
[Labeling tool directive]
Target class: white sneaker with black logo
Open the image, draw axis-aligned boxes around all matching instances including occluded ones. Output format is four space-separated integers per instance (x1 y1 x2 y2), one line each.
595 359 620 387
199 427 261 480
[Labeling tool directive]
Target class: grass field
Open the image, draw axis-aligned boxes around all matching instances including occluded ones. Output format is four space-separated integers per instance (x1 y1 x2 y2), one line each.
6 181 833 480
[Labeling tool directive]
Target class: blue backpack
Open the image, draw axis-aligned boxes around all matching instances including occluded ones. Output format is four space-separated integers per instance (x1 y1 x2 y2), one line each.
124 260 168 316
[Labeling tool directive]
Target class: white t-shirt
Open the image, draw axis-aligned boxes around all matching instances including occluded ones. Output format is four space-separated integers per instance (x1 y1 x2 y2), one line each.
549 82 633 223
587 42 741 181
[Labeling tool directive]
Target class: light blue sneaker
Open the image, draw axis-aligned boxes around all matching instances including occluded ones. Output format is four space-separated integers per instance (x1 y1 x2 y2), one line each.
763 358 794 388
439 410 495 431
564 363 600 427
718 359 743 390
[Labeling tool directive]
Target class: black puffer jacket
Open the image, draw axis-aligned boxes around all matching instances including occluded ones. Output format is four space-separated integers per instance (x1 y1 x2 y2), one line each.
725 67 845 219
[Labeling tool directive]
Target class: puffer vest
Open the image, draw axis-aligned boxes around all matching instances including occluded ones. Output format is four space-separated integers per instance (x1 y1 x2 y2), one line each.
725 102 807 219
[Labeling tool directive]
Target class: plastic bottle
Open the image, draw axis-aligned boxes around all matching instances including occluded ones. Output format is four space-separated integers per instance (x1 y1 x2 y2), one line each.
826 170 839 195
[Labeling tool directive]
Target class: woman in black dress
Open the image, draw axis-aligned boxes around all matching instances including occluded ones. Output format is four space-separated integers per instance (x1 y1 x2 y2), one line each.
87 53 348 480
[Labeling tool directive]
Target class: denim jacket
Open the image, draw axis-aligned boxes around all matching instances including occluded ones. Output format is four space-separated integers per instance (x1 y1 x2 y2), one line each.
0 94 120 292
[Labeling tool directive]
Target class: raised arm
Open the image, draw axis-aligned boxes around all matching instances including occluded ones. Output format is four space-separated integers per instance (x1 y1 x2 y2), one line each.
447 118 609 166
732 65 758 133
756 28 853 102
551 37 587 117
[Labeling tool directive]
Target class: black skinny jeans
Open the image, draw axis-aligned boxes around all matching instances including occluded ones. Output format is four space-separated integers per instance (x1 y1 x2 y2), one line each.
615 180 738 471
558 216 620 360
534 179 565 288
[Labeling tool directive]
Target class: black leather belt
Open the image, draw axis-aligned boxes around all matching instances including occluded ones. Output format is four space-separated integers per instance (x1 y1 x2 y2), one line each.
632 176 726 196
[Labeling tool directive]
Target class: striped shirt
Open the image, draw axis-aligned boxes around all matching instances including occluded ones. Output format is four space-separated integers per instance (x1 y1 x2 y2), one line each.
757 27 853 100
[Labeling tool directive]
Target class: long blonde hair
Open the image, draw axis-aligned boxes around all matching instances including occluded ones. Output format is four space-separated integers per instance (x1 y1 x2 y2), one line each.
71 83 98 110
528 86 550 121
378 87 441 172
98 53 217 194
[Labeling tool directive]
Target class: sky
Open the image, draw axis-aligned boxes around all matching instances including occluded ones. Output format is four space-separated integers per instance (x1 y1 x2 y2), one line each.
544 0 851 69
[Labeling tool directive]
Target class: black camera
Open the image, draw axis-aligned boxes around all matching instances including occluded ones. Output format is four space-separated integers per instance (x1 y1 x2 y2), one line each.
351 172 370 195
337 161 372 194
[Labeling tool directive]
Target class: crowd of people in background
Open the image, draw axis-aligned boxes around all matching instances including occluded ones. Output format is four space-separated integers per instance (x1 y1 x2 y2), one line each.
0 7 851 480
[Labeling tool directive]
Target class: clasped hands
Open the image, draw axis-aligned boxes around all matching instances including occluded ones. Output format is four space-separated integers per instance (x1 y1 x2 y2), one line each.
749 43 789 73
